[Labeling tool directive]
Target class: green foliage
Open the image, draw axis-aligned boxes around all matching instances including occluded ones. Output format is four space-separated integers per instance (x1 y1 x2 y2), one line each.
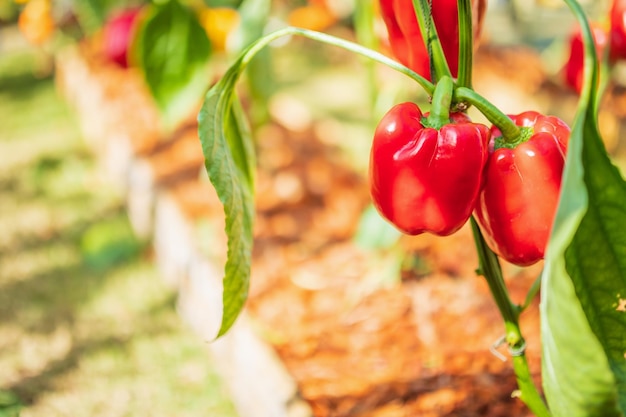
197 26 434 337
0 390 21 417
0 0 18 23
198 56 256 337
541 1 626 415
132 0 212 128
564 110 626 414
202 0 243 8
81 217 144 270
71 0 136 34
71 0 106 33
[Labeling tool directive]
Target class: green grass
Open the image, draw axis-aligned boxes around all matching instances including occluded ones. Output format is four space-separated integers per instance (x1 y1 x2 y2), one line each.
0 29 238 417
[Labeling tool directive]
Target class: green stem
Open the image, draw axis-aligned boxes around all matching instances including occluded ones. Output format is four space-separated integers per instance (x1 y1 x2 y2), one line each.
454 87 521 142
425 76 453 129
412 0 452 82
520 273 542 312
456 0 473 89
470 218 551 417
239 26 435 95
470 217 519 324
512 353 551 416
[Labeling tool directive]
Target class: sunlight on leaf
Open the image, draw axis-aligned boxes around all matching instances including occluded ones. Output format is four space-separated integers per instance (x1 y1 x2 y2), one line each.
541 1 625 415
133 0 211 129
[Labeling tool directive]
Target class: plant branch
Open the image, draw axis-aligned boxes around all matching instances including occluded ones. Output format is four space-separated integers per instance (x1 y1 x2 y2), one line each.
240 26 435 95
411 0 452 82
456 0 473 88
425 76 453 129
470 217 551 417
454 87 521 141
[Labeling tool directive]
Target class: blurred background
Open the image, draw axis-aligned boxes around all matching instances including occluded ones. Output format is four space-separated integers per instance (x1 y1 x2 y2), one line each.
1 0 625 416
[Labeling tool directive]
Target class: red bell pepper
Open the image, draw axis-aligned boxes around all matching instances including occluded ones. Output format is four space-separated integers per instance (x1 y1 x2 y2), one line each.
563 23 608 93
475 111 571 266
369 101 489 236
378 0 485 80
610 0 626 61
103 8 143 68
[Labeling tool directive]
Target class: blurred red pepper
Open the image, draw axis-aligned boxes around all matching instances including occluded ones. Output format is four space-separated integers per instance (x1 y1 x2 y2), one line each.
563 23 608 93
610 0 626 61
103 8 143 68
378 0 486 80
369 102 489 236
475 111 571 266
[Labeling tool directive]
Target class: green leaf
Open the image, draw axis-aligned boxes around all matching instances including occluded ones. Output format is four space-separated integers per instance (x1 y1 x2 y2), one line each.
564 110 626 414
72 0 106 34
541 1 625 415
198 26 435 337
0 390 22 417
133 0 212 128
198 61 255 337
202 0 243 7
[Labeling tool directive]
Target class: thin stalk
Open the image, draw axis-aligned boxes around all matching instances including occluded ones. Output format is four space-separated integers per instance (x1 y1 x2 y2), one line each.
456 0 473 88
237 26 435 95
520 274 542 312
454 87 521 142
411 0 452 82
470 217 519 324
511 345 551 416
470 218 551 417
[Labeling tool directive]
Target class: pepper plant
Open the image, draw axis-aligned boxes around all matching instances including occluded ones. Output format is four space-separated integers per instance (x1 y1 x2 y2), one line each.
197 0 626 415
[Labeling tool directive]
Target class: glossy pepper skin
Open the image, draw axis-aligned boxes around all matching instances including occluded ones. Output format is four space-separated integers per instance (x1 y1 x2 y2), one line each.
611 0 626 61
370 102 490 236
378 0 486 80
475 111 571 266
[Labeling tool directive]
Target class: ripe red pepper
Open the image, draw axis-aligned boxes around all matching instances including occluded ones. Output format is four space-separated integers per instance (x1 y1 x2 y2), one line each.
610 0 626 61
475 111 571 266
103 8 143 68
563 23 608 93
369 102 489 236
378 0 485 80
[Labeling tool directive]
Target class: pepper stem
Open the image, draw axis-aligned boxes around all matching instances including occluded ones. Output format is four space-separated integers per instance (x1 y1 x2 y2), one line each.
454 87 521 142
425 76 453 129
456 0 473 89
412 0 453 82
470 218 552 417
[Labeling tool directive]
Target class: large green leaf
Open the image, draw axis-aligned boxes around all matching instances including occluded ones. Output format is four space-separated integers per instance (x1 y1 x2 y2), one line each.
541 1 625 415
197 26 432 337
133 0 211 128
564 108 626 414
198 62 255 338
